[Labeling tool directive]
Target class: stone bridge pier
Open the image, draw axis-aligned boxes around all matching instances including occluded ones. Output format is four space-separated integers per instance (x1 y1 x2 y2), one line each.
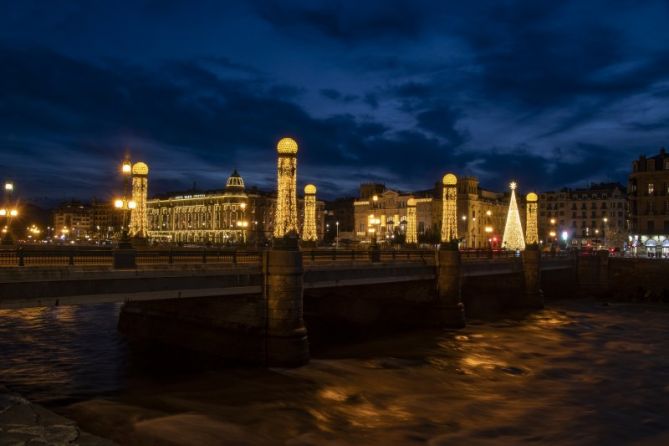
263 238 309 367
436 248 466 328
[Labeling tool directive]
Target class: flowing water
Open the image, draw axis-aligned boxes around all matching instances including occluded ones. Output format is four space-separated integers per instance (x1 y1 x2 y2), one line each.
1 300 669 445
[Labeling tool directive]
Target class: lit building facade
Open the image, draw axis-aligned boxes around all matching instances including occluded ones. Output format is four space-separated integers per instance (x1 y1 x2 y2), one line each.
628 148 669 256
353 176 513 248
53 200 123 241
539 183 627 249
146 170 324 244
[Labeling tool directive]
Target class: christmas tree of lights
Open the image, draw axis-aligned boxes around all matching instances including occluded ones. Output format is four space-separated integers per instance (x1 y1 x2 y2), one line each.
502 182 526 251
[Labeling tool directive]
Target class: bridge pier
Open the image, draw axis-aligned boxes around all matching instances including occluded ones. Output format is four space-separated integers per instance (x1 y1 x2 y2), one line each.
436 248 465 328
520 246 543 308
264 237 309 367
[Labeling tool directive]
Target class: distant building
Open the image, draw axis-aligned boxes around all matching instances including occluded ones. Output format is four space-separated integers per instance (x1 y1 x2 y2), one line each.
146 170 325 244
53 200 122 241
539 183 627 249
353 176 512 248
53 201 92 240
628 148 669 256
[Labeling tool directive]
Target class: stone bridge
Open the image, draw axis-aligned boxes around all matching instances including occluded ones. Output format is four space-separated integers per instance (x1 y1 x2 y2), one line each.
0 246 589 366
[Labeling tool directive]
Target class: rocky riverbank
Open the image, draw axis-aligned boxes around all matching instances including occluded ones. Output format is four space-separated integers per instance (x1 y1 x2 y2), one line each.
0 385 114 445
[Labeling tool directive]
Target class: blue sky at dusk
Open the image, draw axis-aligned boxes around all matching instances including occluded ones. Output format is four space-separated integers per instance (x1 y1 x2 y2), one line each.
1 0 669 202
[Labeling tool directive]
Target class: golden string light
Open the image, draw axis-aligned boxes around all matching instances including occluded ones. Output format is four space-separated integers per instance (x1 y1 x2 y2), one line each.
406 197 417 244
302 184 318 242
273 137 299 238
129 162 149 238
502 181 526 250
441 173 458 243
525 192 539 245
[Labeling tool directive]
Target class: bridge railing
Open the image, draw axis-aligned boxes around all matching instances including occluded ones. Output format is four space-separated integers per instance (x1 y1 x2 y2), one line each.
301 248 435 265
460 249 518 260
0 247 264 267
0 247 113 267
136 249 262 265
0 246 570 268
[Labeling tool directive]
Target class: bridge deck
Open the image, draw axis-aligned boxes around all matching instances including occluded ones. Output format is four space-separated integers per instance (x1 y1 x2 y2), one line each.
0 254 574 309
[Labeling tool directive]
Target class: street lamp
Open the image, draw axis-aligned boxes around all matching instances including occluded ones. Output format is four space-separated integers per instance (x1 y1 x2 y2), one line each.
602 217 609 248
368 215 381 245
335 221 339 249
114 198 136 248
236 220 249 243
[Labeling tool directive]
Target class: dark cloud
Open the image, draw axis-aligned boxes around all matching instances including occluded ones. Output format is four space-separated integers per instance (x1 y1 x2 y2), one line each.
253 0 425 43
1 0 669 202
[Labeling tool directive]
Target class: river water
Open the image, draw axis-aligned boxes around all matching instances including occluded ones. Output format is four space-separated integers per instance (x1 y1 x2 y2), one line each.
1 300 669 445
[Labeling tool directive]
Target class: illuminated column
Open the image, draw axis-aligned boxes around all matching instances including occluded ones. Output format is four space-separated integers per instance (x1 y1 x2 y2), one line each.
406 198 417 245
302 184 318 242
129 162 149 238
441 173 458 243
502 182 526 251
525 192 539 245
273 137 299 238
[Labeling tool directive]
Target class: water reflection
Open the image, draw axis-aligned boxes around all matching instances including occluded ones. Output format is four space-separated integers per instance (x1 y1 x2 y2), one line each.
0 303 126 403
1 301 669 444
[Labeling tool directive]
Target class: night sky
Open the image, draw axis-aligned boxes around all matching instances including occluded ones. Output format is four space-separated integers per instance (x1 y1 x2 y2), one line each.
1 1 669 203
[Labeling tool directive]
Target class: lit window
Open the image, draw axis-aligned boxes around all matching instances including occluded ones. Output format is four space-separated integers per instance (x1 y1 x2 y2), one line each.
649 183 655 195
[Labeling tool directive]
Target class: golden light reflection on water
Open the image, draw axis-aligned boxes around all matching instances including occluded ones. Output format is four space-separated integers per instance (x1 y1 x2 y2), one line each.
4 301 669 445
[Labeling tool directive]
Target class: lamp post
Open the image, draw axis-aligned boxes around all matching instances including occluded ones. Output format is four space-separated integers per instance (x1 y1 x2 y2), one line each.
369 216 381 245
236 220 249 244
1 181 18 245
335 221 339 249
114 198 136 248
602 217 608 249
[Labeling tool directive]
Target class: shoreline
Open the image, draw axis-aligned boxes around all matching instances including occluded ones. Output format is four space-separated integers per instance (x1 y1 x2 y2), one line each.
0 384 115 445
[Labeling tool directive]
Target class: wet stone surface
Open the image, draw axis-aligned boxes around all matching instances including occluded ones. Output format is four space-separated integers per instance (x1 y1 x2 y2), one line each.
0 385 114 445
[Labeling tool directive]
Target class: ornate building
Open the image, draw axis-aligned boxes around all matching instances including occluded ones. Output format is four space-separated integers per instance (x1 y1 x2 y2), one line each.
146 170 324 245
628 148 669 256
353 176 514 248
539 183 627 249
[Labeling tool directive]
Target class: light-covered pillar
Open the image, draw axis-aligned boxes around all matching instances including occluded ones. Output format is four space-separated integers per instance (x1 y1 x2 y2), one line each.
525 192 538 245
441 173 458 243
302 184 318 242
129 162 149 239
406 198 417 245
274 137 299 238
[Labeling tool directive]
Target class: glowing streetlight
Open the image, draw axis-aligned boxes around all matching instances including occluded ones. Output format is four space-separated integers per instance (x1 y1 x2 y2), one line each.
4 182 13 192
122 160 132 175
